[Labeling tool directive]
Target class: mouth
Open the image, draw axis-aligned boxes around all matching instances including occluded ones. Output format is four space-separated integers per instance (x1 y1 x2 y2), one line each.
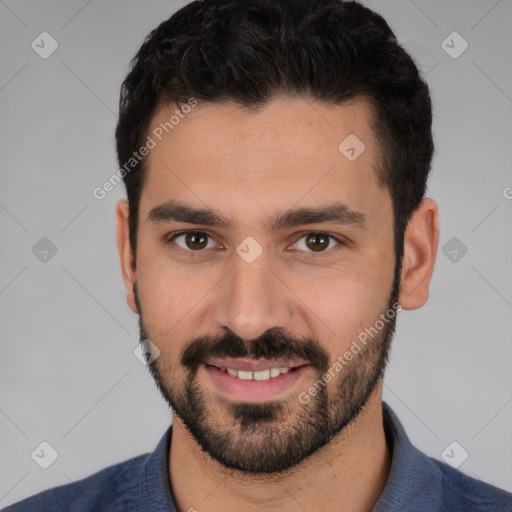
207 365 295 381
202 357 311 401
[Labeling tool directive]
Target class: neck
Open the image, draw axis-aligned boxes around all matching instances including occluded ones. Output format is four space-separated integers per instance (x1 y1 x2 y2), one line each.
169 386 391 512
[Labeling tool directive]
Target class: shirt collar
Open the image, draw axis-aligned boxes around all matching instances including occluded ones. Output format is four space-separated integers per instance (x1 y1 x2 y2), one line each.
135 401 442 511
374 401 443 511
137 424 176 511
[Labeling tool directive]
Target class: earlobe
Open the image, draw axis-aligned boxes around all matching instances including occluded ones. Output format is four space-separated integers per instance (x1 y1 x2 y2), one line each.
115 199 138 313
398 198 439 310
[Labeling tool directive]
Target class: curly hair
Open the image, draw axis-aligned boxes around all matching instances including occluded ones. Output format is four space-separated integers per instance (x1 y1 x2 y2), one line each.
115 0 434 262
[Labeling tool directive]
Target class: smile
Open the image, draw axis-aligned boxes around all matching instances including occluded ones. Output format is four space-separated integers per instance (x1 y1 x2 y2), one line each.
203 359 311 401
207 365 293 381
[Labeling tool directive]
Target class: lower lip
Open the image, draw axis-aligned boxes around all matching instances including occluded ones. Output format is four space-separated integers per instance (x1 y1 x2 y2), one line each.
203 364 311 401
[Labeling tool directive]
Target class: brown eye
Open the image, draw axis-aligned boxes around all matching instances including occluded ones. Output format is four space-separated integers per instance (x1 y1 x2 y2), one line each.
293 232 341 254
169 231 215 252
184 232 209 250
305 233 330 252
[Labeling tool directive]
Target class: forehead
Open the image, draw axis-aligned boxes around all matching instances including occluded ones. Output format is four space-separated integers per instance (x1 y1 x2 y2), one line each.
140 96 391 229
148 95 377 166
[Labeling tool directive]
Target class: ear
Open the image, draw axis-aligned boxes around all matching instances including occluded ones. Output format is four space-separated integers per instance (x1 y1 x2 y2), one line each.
399 198 439 310
115 199 138 313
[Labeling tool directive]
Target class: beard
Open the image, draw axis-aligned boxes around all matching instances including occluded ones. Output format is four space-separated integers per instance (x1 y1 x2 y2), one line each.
134 265 400 475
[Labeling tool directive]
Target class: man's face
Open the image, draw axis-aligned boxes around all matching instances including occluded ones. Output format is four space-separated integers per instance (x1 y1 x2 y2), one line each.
132 97 398 473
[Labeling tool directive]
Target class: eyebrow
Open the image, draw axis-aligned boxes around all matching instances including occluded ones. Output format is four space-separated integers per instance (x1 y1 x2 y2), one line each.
147 200 368 233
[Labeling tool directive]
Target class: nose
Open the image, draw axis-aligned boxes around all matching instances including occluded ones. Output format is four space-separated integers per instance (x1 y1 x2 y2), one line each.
210 254 293 342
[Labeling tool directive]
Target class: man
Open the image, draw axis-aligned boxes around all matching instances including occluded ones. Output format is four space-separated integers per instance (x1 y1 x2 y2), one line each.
6 0 512 511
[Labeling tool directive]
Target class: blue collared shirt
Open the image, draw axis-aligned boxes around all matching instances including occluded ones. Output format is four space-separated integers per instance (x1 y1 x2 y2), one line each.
5 402 512 511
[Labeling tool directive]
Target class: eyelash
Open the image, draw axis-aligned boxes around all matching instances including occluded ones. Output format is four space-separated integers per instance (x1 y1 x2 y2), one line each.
164 230 345 258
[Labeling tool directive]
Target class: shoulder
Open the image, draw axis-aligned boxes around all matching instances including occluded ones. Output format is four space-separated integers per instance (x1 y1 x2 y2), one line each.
429 455 512 511
379 402 512 512
3 454 148 512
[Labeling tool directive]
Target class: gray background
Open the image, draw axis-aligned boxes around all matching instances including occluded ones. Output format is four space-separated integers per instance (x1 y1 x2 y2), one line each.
1 0 511 507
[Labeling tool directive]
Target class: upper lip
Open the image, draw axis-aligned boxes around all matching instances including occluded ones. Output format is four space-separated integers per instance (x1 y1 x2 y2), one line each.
205 357 309 372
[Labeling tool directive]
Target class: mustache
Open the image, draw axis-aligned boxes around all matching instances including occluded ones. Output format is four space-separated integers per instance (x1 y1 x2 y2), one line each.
180 328 329 373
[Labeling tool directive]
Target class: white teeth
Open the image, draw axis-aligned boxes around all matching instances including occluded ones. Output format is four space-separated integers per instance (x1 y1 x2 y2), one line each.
253 369 271 381
270 368 281 378
220 367 293 381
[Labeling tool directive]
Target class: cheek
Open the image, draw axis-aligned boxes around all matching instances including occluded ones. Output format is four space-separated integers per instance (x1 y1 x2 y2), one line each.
135 254 207 347
137 278 194 382
302 248 395 353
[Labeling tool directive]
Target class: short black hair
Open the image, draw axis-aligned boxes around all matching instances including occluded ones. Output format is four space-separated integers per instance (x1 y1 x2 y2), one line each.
115 0 434 263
